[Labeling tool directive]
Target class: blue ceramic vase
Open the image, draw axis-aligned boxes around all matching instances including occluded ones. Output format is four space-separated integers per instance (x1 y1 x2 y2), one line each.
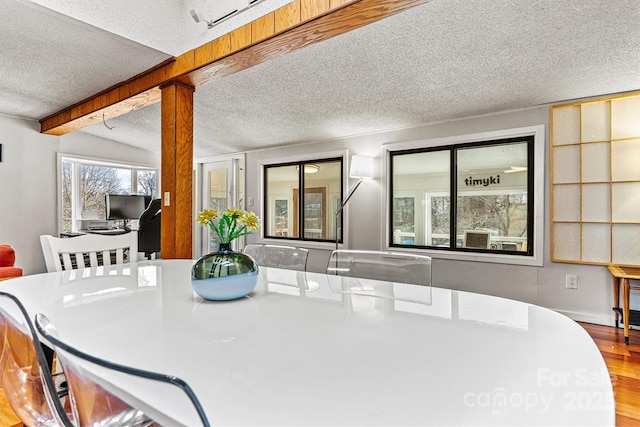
191 243 259 301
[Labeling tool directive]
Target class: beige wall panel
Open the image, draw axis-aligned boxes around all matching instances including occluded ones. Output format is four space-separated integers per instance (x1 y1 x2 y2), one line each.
581 101 610 143
553 145 580 183
611 138 640 181
581 223 611 264
611 182 640 222
581 142 610 182
612 96 640 140
612 224 640 265
581 183 610 222
553 184 581 222
552 105 580 145
553 223 581 261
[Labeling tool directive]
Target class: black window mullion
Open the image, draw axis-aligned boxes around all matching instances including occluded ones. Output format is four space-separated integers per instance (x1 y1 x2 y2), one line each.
263 166 270 239
450 148 457 250
298 162 305 239
526 136 535 256
388 153 394 247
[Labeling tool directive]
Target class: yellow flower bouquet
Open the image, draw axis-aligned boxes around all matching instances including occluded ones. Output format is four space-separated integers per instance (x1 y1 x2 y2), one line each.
197 207 260 244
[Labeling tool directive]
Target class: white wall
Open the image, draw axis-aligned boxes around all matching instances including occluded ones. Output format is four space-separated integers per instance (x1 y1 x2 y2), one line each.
0 106 622 325
0 115 159 274
244 106 618 325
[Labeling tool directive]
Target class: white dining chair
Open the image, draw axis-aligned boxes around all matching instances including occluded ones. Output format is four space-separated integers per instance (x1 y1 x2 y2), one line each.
40 233 138 272
243 244 309 271
35 313 211 427
326 249 432 286
0 292 74 427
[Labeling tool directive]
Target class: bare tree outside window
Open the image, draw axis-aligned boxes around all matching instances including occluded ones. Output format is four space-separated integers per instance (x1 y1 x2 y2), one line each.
137 170 157 196
80 165 126 219
457 194 528 238
62 162 73 231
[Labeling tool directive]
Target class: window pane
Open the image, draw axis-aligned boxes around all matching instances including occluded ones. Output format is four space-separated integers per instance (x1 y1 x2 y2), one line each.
265 165 299 238
137 170 157 196
303 161 341 241
80 164 128 220
393 197 415 244
264 159 342 242
456 142 529 252
60 157 158 233
392 150 450 247
62 161 72 232
208 169 228 212
429 195 450 247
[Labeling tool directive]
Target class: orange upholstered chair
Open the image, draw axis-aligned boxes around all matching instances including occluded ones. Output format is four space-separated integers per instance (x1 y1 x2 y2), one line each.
0 245 23 280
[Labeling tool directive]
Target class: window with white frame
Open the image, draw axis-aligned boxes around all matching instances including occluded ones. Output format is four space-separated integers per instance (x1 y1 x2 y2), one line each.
263 158 343 242
387 126 545 265
59 155 158 232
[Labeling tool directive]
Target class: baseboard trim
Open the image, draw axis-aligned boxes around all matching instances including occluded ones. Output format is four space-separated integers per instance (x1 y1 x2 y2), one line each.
554 309 616 327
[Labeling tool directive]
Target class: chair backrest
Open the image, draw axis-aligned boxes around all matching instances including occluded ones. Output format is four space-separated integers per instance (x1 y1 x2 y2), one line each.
326 249 432 286
138 198 161 258
0 292 74 427
40 233 138 273
244 244 309 271
35 313 211 427
0 244 23 280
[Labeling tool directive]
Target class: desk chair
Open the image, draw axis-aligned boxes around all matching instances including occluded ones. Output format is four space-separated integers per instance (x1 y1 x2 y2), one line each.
243 244 309 271
138 198 161 260
40 232 138 273
327 249 432 286
35 314 211 427
0 244 22 281
0 292 73 427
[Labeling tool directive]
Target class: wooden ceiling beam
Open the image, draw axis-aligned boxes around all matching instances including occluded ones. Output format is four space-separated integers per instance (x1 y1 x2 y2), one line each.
40 0 428 136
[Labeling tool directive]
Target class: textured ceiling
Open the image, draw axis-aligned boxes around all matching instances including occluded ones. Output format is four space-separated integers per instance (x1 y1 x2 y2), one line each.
1 0 638 158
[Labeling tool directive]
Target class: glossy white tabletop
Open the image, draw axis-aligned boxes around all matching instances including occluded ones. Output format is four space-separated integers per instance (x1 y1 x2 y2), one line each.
0 260 614 426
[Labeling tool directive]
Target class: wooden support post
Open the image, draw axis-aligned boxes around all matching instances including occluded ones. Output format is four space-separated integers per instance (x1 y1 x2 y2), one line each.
161 83 194 259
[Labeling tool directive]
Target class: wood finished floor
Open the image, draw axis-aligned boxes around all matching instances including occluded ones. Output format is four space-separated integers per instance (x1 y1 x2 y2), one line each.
0 323 638 426
579 322 640 426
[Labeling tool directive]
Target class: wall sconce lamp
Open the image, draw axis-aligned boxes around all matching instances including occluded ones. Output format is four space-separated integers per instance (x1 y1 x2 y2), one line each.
335 155 375 251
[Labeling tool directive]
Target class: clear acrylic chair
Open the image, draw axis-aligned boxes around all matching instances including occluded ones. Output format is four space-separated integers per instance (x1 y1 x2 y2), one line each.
35 313 211 427
0 292 74 427
40 233 138 273
326 249 432 286
243 244 309 271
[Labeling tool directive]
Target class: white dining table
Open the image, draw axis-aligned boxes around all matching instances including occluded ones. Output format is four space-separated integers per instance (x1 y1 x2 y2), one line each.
0 259 614 426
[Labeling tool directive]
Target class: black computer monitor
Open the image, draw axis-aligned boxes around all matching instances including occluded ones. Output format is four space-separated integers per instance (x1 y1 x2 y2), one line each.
105 194 147 221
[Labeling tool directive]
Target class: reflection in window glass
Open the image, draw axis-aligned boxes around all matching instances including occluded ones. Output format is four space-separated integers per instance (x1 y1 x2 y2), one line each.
392 150 449 246
265 165 298 238
429 195 450 246
393 197 415 244
208 169 228 212
207 168 228 251
265 159 342 242
456 143 529 251
390 137 532 255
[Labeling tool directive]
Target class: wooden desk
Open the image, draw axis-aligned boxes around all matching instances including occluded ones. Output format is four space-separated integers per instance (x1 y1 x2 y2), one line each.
608 264 640 345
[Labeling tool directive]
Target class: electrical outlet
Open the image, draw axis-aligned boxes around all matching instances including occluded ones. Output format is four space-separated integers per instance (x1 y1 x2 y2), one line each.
566 274 578 290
